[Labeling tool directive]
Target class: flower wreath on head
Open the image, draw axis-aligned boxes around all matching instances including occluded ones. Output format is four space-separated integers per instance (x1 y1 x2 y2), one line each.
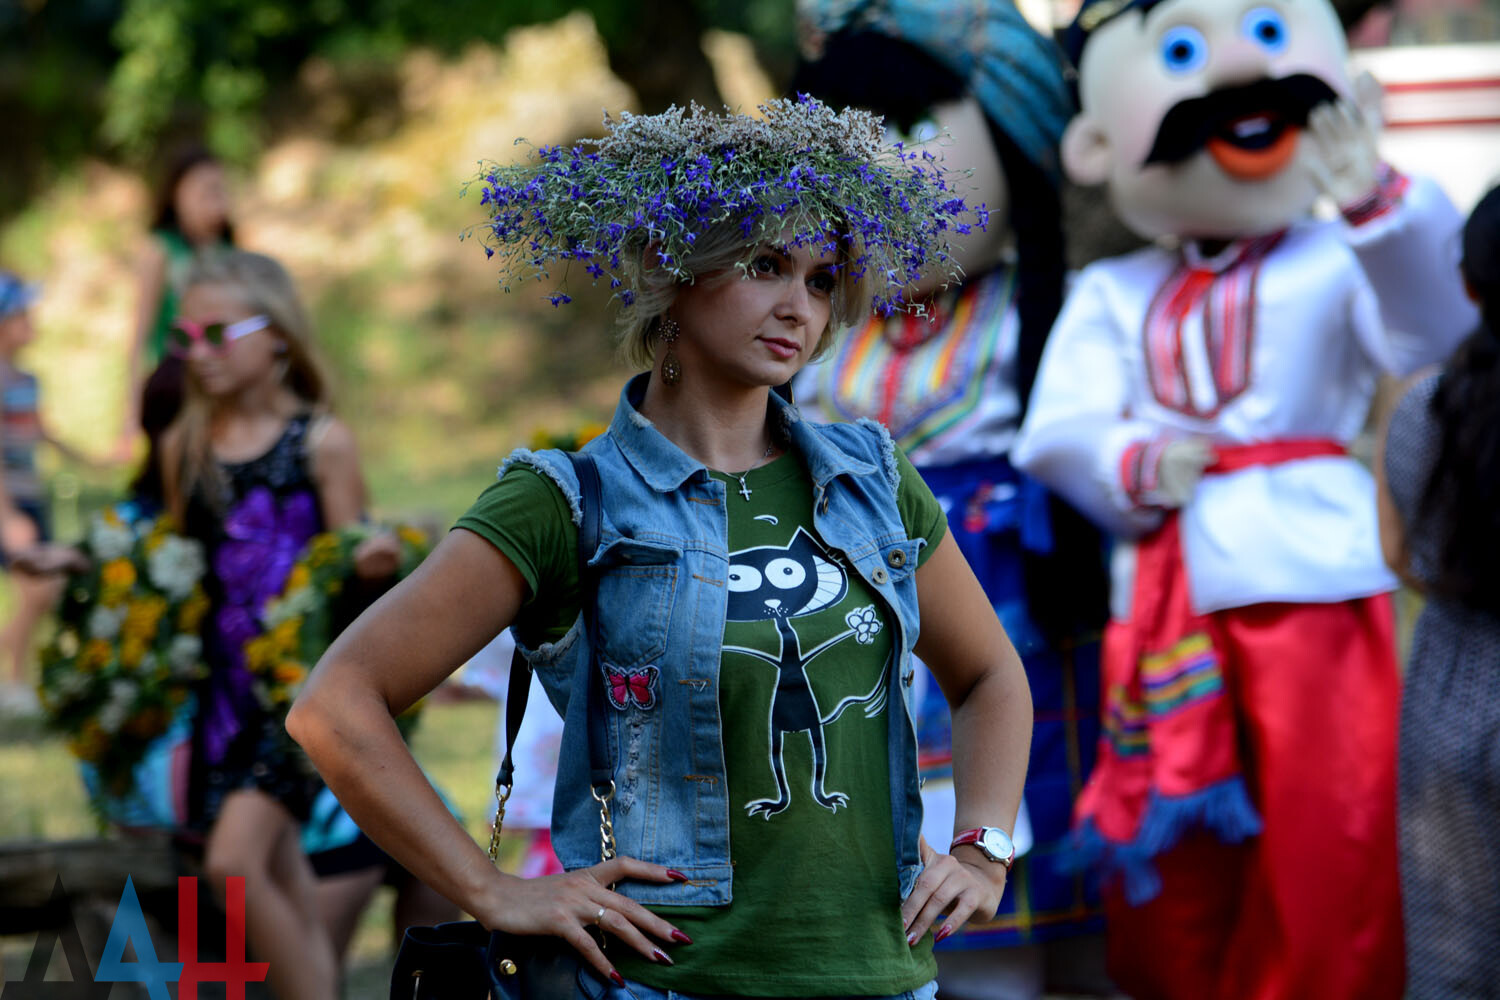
247 522 432 735
40 509 211 804
470 94 982 316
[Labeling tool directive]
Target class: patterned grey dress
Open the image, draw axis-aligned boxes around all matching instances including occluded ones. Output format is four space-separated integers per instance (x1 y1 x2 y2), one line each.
1385 373 1500 998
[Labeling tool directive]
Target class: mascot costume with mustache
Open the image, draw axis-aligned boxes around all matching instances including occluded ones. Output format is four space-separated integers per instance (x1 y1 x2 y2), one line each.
1010 0 1478 996
793 3 1113 996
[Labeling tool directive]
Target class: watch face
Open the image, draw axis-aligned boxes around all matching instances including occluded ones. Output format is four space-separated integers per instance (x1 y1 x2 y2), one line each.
980 827 1013 862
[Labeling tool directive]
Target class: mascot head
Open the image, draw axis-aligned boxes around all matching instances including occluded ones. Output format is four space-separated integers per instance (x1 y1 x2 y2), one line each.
794 0 1072 399
1062 0 1355 239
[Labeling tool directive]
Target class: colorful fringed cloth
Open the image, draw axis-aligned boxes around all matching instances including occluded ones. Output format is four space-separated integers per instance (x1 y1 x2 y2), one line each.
1068 438 1346 903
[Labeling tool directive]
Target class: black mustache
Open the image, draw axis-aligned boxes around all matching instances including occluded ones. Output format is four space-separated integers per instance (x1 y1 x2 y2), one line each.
1143 74 1339 166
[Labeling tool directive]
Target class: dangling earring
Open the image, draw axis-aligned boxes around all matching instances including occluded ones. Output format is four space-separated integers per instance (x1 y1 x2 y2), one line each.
658 315 682 386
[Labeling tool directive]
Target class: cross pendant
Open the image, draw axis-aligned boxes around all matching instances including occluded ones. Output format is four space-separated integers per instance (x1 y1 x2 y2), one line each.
737 476 753 501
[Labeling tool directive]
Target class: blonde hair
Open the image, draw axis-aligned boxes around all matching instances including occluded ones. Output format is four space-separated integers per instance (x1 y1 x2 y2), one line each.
169 250 330 519
616 214 872 371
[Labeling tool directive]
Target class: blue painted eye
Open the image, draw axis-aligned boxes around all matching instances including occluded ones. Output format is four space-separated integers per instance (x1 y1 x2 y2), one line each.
1241 6 1288 52
1159 25 1208 75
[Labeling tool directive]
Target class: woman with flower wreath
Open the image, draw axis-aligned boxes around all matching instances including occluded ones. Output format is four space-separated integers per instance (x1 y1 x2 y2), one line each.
289 97 1033 999
159 249 401 1000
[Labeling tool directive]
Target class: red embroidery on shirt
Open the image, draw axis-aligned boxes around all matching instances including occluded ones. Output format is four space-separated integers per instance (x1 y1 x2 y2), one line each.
1142 233 1285 419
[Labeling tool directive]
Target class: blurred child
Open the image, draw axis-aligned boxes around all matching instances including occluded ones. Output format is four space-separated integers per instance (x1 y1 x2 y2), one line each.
122 144 235 456
0 271 98 714
1378 183 1500 997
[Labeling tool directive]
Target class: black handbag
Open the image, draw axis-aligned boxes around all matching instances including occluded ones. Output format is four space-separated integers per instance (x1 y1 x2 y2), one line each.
391 452 617 1000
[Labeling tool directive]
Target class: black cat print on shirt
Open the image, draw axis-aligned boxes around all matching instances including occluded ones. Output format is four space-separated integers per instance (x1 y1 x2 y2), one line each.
723 527 889 818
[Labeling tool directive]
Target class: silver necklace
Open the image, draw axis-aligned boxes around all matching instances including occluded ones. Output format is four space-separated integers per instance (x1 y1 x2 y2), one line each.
729 442 776 501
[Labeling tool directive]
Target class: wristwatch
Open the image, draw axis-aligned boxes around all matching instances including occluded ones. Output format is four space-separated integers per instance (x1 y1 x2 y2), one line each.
950 827 1015 869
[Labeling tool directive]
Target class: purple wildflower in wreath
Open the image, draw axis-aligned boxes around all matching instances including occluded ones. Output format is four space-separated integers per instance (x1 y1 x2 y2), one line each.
465 94 981 316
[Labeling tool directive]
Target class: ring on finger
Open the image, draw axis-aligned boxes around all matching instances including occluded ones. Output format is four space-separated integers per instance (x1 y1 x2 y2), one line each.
594 906 607 926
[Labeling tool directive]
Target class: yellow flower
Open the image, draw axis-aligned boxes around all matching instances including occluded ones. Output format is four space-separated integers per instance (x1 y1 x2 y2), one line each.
397 525 428 549
79 638 113 672
286 563 311 593
273 661 308 688
143 518 170 553
120 637 147 670
100 559 138 605
577 422 608 447
307 533 341 569
178 590 209 633
269 618 301 655
122 595 168 645
245 635 277 673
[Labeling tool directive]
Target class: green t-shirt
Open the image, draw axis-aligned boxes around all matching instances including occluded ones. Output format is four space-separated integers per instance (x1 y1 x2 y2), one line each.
455 445 946 995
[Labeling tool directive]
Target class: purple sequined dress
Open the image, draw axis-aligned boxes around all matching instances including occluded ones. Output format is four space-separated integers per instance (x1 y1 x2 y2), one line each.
185 414 323 827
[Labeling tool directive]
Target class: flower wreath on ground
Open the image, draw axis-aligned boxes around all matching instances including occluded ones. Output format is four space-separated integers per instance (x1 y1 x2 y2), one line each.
39 508 210 806
246 522 431 735
470 94 980 315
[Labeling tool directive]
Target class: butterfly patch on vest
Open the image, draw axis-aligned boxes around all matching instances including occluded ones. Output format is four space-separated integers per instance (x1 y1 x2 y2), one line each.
602 665 660 711
723 527 890 819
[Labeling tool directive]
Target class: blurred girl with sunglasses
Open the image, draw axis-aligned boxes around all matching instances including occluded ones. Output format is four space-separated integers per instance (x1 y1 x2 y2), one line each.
158 249 395 1000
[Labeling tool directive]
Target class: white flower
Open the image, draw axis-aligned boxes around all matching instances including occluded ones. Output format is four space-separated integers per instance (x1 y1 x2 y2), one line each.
86 605 125 641
167 634 202 677
263 585 318 628
88 516 134 562
845 605 883 645
97 678 138 734
146 536 206 601
55 670 92 699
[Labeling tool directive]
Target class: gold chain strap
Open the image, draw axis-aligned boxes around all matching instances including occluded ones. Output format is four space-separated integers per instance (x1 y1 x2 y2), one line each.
592 781 617 861
488 778 512 863
490 778 614 865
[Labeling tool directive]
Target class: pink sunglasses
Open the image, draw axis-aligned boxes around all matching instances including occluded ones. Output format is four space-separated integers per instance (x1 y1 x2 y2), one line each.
169 314 271 353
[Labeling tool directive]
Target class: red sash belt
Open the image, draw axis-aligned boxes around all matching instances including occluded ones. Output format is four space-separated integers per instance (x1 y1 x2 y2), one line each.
1067 438 1344 904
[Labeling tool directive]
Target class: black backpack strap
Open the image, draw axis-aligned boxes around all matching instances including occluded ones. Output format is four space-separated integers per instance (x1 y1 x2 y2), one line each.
566 451 614 790
495 451 610 798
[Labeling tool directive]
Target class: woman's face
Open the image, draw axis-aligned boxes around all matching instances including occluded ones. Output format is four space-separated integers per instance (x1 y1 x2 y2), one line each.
178 281 283 399
174 162 230 241
668 241 838 390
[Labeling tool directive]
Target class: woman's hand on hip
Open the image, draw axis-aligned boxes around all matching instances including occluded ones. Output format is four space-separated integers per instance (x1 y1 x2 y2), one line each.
477 856 692 983
901 836 1006 947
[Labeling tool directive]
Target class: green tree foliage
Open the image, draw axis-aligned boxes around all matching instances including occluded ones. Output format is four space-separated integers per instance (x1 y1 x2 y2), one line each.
2 0 794 181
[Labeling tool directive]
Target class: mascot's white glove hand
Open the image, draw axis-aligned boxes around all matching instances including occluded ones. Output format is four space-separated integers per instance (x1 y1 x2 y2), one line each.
1156 438 1217 508
1306 95 1381 209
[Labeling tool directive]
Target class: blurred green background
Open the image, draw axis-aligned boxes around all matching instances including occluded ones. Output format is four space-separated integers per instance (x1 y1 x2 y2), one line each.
1 0 800 530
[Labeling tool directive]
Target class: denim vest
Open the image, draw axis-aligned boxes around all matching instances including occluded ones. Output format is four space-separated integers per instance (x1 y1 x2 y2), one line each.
505 374 927 907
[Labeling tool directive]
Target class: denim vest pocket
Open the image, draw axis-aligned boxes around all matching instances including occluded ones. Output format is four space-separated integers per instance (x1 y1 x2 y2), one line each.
592 537 681 672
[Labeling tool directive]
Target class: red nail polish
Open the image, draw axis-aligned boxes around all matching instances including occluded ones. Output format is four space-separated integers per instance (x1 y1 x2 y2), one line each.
610 969 626 987
653 948 673 965
666 869 690 882
670 929 693 945
934 924 953 943
906 931 918 947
